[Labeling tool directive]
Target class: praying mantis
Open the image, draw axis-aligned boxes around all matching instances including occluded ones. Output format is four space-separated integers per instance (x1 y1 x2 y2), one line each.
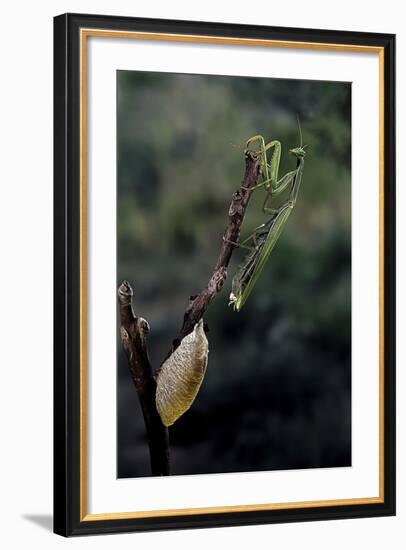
228 125 307 311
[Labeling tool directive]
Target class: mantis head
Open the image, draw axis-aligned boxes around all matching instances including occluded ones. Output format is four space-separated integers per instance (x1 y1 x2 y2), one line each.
289 145 307 159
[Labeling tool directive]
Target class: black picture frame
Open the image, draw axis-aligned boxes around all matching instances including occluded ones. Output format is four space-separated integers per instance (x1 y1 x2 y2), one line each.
54 12 396 536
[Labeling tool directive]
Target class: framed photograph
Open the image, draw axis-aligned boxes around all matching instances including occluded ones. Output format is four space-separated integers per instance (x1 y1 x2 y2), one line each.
54 13 396 536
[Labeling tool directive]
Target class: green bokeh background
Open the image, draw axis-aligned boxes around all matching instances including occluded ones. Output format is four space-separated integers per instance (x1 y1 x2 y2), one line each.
117 70 351 477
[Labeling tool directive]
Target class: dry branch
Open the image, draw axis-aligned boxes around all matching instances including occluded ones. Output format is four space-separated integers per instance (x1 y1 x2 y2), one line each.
171 148 262 350
118 281 170 475
117 147 261 476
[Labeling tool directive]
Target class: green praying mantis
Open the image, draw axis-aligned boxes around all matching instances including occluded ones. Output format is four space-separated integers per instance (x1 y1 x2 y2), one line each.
228 124 307 311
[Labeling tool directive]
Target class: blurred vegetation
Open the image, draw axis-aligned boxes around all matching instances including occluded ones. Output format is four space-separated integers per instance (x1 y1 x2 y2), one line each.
117 71 351 477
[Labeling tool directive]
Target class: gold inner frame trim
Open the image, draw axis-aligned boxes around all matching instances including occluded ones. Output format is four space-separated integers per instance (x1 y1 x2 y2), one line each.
79 28 385 521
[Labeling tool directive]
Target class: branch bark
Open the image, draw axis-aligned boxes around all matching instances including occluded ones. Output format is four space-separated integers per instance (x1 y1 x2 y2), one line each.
118 281 170 475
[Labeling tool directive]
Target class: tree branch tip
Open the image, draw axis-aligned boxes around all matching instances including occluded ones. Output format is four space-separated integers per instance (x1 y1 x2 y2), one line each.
244 149 258 161
137 317 151 335
119 280 133 294
118 280 133 306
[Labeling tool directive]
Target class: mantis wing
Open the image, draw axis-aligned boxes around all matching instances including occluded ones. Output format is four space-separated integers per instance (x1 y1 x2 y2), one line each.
234 206 292 311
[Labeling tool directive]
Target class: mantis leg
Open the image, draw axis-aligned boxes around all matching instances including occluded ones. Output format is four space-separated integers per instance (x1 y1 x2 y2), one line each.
272 170 297 195
223 222 268 250
245 135 269 181
244 166 295 212
241 170 291 196
262 170 297 213
264 140 282 186
263 158 303 213
241 177 272 192
223 236 254 251
241 179 272 191
244 139 283 196
258 140 283 212
246 135 267 151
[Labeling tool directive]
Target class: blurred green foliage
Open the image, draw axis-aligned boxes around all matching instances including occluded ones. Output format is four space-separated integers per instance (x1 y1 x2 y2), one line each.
117 71 351 477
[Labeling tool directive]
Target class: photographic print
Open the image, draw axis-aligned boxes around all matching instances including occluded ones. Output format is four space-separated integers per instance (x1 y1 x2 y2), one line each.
116 71 352 479
54 14 395 535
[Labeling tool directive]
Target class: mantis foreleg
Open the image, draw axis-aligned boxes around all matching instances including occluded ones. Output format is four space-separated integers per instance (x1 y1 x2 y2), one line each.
245 135 269 182
246 137 298 214
223 221 275 250
262 169 297 213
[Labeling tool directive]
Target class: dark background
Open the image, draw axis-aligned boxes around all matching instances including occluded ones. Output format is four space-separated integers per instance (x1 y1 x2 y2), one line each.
116 70 351 478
